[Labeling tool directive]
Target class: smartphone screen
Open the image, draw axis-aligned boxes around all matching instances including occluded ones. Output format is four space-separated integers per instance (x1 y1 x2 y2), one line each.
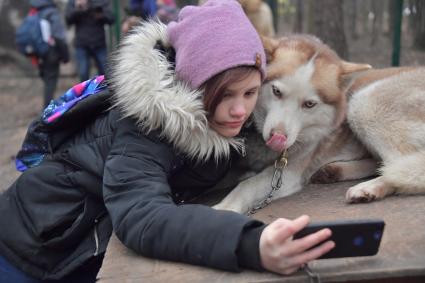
293 219 385 259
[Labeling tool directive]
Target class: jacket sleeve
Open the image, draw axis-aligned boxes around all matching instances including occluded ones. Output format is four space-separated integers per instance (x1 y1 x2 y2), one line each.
65 0 85 25
99 1 115 25
102 117 265 272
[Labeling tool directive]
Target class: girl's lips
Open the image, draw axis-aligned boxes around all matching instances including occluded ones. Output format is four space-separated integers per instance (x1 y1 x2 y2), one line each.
221 121 244 128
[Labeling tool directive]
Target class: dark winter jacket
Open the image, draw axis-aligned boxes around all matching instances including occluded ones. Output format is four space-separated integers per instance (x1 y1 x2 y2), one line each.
65 0 114 49
0 21 265 280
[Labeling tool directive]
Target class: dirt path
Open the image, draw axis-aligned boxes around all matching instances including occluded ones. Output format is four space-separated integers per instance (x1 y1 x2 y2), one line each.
0 68 76 191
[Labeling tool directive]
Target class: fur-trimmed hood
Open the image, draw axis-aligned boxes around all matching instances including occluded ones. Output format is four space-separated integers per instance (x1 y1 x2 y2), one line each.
108 21 244 161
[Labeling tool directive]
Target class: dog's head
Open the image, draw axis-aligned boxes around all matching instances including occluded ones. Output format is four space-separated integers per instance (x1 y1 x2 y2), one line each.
254 35 371 152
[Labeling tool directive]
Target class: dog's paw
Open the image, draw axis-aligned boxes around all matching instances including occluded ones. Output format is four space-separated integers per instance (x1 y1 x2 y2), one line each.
311 164 342 184
346 187 377 203
345 178 388 203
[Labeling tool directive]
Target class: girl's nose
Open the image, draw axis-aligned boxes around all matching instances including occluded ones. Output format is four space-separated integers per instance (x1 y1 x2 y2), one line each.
230 102 247 118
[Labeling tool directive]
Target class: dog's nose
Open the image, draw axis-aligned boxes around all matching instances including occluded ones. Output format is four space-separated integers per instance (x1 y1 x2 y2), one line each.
270 128 286 139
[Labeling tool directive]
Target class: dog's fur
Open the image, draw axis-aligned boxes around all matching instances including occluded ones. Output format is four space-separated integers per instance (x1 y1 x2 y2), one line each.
198 0 275 37
214 35 425 214
239 0 275 37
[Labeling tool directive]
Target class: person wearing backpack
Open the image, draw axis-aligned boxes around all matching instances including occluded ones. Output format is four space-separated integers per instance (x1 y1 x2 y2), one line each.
121 0 157 35
157 0 179 24
21 0 70 108
65 0 114 82
0 1 334 282
127 0 157 19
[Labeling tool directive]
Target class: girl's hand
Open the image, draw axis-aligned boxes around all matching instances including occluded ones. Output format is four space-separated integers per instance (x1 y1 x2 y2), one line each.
259 215 335 275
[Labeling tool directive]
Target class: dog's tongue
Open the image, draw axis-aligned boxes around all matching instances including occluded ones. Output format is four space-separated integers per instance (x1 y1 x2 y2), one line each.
266 133 287 152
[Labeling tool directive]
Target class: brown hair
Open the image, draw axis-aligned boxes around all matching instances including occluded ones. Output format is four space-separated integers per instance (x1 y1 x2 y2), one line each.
202 66 260 117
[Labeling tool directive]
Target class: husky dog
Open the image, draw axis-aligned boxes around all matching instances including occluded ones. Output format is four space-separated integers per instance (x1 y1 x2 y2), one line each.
214 35 425 214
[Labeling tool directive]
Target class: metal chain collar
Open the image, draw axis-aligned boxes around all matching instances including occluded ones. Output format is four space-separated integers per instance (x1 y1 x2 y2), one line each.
247 149 288 216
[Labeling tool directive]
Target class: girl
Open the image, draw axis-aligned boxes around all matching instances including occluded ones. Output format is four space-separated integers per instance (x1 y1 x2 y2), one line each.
0 0 333 282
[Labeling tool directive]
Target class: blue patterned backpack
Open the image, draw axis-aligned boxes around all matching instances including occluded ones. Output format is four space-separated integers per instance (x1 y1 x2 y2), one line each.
16 76 109 172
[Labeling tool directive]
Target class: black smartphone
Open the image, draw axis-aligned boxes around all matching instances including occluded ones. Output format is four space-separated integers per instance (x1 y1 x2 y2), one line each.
293 219 385 259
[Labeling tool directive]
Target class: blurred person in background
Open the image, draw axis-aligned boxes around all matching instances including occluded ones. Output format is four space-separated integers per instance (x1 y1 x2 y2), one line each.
65 0 114 82
121 0 157 35
156 0 179 24
30 0 70 108
127 0 157 19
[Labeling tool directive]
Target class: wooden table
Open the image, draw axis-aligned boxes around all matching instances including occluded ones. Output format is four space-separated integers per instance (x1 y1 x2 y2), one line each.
98 181 425 283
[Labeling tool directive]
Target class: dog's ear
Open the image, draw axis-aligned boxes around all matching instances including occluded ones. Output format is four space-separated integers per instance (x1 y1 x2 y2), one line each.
341 61 372 74
261 36 279 63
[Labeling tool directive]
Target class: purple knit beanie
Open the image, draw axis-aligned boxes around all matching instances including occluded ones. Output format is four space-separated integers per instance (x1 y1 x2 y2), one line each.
167 0 266 90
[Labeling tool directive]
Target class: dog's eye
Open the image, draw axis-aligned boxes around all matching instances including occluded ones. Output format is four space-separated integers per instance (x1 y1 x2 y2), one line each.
303 100 317 109
272 85 283 98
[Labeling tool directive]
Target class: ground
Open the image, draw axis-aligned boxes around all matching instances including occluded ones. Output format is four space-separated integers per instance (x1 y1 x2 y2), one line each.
0 34 424 192
0 61 77 190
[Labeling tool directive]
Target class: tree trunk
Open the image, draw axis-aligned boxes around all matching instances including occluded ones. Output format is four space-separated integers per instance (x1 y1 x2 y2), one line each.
388 0 396 41
411 0 425 49
312 0 349 59
306 0 315 34
293 0 304 33
371 0 385 46
0 0 30 50
344 0 358 40
358 0 370 36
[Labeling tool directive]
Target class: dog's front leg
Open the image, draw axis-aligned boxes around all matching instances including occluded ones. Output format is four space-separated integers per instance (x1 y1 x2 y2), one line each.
213 165 303 214
213 166 276 214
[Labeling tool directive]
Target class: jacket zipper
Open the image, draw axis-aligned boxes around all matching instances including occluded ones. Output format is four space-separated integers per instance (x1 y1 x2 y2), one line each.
93 219 99 256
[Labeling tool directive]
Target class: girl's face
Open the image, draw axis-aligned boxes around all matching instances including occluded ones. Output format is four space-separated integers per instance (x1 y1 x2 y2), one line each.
209 72 261 138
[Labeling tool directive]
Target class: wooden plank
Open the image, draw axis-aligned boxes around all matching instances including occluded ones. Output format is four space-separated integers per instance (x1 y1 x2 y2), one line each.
98 180 425 282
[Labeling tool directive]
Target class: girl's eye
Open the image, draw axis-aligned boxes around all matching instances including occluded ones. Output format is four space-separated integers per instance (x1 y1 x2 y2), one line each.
303 100 317 109
245 90 257 97
272 85 283 98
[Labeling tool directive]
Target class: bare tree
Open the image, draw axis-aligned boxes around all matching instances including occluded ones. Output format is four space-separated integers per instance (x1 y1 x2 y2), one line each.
388 0 397 40
0 0 30 50
293 0 304 33
358 0 371 36
344 0 358 40
370 0 385 46
410 0 425 50
305 0 315 34
311 0 349 59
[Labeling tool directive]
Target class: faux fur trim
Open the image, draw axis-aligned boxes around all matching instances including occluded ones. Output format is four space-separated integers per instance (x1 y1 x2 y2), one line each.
108 20 244 161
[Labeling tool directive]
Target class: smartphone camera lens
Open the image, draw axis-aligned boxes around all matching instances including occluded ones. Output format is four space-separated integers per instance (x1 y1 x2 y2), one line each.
353 236 364 247
373 231 382 240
